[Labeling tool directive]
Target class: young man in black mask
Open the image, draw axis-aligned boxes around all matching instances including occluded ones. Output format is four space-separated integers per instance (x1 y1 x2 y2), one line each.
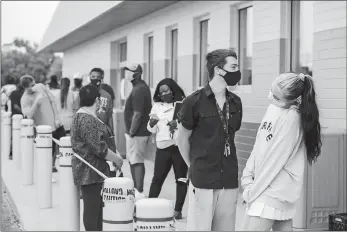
89 68 114 130
176 49 243 231
123 64 152 199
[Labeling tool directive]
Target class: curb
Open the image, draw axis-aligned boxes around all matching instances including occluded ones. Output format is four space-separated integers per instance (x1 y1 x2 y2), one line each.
2 178 24 231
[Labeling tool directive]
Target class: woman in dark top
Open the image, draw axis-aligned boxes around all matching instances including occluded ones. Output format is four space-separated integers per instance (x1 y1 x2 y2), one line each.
71 84 123 231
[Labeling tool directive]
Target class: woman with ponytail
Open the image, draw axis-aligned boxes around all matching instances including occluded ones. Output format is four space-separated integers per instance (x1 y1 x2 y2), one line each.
57 77 76 134
241 72 322 231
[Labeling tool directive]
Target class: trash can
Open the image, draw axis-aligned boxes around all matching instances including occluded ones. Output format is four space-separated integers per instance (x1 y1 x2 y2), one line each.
329 213 347 231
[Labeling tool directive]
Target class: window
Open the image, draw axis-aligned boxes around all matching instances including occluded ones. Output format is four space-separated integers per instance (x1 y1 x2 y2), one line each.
199 19 209 86
120 42 127 62
118 41 130 107
238 6 253 85
171 29 178 81
147 36 154 88
110 39 128 108
290 1 314 76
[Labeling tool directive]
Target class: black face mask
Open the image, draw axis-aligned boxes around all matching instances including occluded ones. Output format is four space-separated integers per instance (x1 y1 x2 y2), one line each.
90 79 102 88
219 69 241 86
161 93 174 103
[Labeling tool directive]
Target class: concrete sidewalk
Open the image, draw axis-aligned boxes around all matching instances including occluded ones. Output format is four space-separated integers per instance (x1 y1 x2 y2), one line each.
2 155 247 231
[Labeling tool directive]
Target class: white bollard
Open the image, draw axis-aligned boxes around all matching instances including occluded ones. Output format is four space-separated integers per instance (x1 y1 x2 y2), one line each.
21 119 35 185
12 114 23 169
102 177 135 231
59 136 80 231
35 125 53 209
134 198 175 231
2 112 12 159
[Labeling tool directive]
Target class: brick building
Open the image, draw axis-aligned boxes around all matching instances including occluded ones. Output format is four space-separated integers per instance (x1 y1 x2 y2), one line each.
40 1 346 229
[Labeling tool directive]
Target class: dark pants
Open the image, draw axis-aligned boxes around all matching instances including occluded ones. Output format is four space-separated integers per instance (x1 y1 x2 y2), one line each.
52 126 66 168
148 145 188 212
81 183 103 231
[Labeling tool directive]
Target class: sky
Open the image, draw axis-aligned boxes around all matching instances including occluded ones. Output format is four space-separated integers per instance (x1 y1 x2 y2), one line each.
1 1 59 45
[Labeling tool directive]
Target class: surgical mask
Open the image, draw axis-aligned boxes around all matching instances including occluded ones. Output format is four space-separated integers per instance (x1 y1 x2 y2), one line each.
268 90 287 108
90 79 102 88
161 93 174 103
219 69 241 86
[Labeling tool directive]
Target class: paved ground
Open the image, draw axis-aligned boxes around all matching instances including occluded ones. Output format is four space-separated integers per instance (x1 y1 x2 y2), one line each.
1 150 246 231
1 183 22 231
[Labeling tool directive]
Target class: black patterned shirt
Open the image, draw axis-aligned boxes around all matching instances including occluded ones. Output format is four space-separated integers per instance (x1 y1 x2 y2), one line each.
71 112 116 186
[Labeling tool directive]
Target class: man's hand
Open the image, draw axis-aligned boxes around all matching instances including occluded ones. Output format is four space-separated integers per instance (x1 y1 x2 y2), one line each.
149 114 159 127
55 119 62 128
167 120 178 133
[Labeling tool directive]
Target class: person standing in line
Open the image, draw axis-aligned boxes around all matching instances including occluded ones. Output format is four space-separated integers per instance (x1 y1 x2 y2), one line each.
4 78 22 160
123 64 152 199
1 76 17 112
48 75 60 90
71 84 123 231
100 83 115 130
20 75 65 174
240 73 322 231
56 77 77 135
71 73 83 112
72 73 83 92
87 68 113 129
147 78 188 220
176 49 243 231
9 83 24 116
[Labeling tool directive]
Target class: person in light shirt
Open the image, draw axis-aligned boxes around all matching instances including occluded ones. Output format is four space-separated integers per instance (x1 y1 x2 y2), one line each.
241 72 322 231
147 78 188 220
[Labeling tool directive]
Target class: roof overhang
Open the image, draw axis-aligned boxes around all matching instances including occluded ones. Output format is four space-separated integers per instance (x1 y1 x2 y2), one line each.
39 1 178 53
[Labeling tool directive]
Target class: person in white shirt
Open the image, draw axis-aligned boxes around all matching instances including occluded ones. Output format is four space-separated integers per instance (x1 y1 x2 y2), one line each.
147 78 188 220
241 72 322 231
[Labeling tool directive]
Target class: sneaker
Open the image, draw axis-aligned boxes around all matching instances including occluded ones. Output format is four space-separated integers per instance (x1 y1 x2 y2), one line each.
52 167 58 173
135 189 146 200
174 211 182 220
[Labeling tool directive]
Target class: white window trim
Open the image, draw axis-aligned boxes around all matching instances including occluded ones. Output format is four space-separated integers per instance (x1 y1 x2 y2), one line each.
144 32 154 87
166 24 179 80
194 13 210 90
229 1 254 94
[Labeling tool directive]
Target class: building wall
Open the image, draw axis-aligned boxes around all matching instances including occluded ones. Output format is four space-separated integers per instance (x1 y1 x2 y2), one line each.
313 1 346 129
61 1 346 175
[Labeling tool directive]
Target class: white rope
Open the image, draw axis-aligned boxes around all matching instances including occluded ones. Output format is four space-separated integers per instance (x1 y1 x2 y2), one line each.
52 138 108 179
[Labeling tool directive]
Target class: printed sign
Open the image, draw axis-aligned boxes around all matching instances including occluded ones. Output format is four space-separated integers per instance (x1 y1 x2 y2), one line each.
102 187 135 203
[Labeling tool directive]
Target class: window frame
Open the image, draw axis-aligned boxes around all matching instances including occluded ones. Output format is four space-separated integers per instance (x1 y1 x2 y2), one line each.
144 32 154 88
193 13 211 90
237 4 253 89
170 28 178 81
230 1 253 94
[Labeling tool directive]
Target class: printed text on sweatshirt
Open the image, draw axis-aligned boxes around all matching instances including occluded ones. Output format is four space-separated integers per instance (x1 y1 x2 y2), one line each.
241 104 306 209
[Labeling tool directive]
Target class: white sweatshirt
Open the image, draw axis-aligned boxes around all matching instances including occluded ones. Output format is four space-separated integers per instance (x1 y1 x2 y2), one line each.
147 102 176 149
241 104 306 210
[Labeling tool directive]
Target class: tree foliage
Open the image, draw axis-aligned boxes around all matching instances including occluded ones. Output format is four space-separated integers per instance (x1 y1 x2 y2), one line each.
1 38 63 85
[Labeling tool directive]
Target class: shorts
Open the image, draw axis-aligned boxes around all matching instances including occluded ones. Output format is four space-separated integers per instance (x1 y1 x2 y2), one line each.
125 134 149 165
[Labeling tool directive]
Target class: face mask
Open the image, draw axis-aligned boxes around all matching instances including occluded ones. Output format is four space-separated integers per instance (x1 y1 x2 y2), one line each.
161 93 174 103
219 69 241 86
268 90 287 108
90 79 102 88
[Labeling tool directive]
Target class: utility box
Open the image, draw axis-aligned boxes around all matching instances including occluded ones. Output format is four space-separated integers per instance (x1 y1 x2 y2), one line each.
293 128 347 230
113 108 127 159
